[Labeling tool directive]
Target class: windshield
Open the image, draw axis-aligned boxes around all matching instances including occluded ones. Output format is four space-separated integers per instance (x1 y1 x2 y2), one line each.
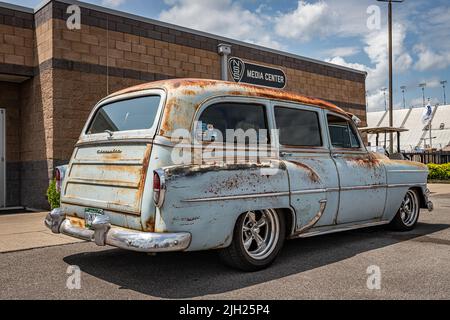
87 95 161 134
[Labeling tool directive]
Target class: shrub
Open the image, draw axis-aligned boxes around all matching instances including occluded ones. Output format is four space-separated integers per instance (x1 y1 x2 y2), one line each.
47 179 61 210
428 163 450 181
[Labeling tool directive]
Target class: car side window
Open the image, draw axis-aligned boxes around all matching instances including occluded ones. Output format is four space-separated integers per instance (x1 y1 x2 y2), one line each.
274 106 322 147
327 114 361 149
198 102 269 144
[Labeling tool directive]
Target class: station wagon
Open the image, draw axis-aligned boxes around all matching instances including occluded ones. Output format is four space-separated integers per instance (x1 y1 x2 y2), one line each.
45 79 434 271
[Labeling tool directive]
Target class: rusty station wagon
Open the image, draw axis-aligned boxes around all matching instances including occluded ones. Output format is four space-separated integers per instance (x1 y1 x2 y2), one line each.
45 79 434 271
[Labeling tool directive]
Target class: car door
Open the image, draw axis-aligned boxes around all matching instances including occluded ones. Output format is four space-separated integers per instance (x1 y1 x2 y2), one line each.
326 112 387 224
273 102 340 232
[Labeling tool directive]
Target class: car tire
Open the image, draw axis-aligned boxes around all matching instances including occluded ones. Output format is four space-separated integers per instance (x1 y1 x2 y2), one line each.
219 209 285 272
389 189 420 231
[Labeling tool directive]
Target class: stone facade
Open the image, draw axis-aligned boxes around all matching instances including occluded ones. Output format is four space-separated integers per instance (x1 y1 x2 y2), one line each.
0 0 366 209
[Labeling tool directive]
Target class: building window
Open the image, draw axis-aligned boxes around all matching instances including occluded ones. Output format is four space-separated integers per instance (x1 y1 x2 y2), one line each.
274 107 322 147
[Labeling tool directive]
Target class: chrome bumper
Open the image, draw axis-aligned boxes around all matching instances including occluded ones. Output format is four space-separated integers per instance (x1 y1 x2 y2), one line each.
44 209 191 252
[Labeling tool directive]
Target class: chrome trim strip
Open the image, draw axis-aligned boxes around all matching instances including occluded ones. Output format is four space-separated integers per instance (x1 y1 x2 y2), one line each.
388 183 426 188
340 184 387 191
388 170 428 173
291 200 327 236
293 220 391 239
76 139 154 147
67 178 139 189
71 159 143 165
291 189 327 195
182 191 290 203
183 183 425 203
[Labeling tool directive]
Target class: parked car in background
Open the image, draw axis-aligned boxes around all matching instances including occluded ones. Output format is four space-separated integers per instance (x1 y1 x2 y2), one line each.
46 79 434 271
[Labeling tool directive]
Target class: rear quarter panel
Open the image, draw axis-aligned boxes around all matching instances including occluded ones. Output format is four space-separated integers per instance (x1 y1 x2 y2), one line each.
156 161 290 251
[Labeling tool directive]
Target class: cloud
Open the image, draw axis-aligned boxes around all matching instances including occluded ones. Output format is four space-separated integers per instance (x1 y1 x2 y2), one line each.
323 47 360 58
274 1 331 42
159 0 283 49
325 56 367 72
414 44 450 71
101 0 126 7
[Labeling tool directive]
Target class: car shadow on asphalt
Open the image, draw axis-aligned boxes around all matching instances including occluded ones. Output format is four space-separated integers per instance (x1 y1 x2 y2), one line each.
63 221 449 299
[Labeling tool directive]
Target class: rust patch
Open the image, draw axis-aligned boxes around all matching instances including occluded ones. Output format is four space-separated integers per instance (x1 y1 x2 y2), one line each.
166 162 273 178
69 216 86 229
345 153 381 168
289 161 321 183
145 216 155 232
136 144 152 204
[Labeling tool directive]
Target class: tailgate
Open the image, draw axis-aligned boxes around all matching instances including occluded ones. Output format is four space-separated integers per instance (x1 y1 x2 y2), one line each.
62 142 152 215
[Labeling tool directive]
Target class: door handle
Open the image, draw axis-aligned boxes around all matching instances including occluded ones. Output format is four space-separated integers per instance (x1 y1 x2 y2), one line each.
280 152 293 157
332 153 343 159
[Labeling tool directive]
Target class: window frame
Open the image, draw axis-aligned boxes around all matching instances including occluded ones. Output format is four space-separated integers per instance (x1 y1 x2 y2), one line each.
325 111 366 152
81 89 166 142
193 96 273 149
273 105 324 149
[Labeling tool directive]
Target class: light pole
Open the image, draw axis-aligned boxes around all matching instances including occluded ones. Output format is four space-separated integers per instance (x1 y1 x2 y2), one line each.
377 0 404 154
381 87 387 111
441 80 447 105
419 83 426 107
400 85 406 109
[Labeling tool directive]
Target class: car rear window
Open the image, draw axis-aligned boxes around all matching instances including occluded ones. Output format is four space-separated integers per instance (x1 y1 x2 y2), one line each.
87 95 161 134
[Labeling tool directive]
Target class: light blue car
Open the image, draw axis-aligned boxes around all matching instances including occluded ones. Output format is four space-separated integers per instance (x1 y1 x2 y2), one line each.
45 79 433 271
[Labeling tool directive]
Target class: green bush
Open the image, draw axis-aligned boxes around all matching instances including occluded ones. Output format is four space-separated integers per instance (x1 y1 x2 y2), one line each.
47 179 61 210
428 163 450 181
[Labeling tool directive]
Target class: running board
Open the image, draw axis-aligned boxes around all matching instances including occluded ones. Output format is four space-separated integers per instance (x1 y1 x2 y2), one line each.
289 220 390 239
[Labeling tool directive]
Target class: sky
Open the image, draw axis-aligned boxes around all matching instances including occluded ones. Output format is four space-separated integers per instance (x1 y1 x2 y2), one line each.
7 0 450 112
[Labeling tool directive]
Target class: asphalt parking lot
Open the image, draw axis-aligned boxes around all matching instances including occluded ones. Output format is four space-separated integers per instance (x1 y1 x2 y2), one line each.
0 184 449 300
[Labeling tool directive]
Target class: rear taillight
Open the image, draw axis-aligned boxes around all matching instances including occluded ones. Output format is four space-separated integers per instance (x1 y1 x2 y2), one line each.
153 169 166 207
55 168 62 193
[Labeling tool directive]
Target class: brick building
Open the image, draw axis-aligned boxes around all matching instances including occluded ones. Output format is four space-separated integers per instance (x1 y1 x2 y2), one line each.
0 0 367 209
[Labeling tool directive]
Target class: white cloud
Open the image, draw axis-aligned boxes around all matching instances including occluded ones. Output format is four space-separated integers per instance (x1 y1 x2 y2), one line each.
159 0 283 49
323 46 360 58
325 56 367 72
414 44 450 71
327 23 412 94
101 0 126 7
274 1 331 42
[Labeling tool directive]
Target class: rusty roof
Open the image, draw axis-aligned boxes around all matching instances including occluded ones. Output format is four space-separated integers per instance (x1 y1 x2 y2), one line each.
108 78 349 117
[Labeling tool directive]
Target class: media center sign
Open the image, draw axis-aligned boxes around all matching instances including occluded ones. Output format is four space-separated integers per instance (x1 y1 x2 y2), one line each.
228 57 286 89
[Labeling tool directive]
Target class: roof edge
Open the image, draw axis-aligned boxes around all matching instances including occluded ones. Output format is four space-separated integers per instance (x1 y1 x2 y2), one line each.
0 1 34 13
29 0 367 76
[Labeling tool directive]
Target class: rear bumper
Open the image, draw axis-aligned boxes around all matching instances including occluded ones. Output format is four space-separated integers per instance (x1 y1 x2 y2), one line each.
424 188 434 212
44 209 191 252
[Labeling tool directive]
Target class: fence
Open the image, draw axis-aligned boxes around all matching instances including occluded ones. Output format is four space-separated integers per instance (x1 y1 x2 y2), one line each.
404 152 450 164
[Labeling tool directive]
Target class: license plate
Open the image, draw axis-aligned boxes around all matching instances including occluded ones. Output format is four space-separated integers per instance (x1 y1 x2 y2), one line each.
84 208 104 229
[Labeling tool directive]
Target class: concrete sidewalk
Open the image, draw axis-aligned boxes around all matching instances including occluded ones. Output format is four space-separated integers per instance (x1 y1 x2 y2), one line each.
0 212 84 253
0 184 448 254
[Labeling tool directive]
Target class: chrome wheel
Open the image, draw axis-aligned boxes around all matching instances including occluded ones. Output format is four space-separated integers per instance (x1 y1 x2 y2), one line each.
399 190 419 227
241 209 280 260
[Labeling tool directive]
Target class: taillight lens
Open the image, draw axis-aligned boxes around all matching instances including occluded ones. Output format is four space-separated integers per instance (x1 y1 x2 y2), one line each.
55 168 62 193
153 170 165 207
